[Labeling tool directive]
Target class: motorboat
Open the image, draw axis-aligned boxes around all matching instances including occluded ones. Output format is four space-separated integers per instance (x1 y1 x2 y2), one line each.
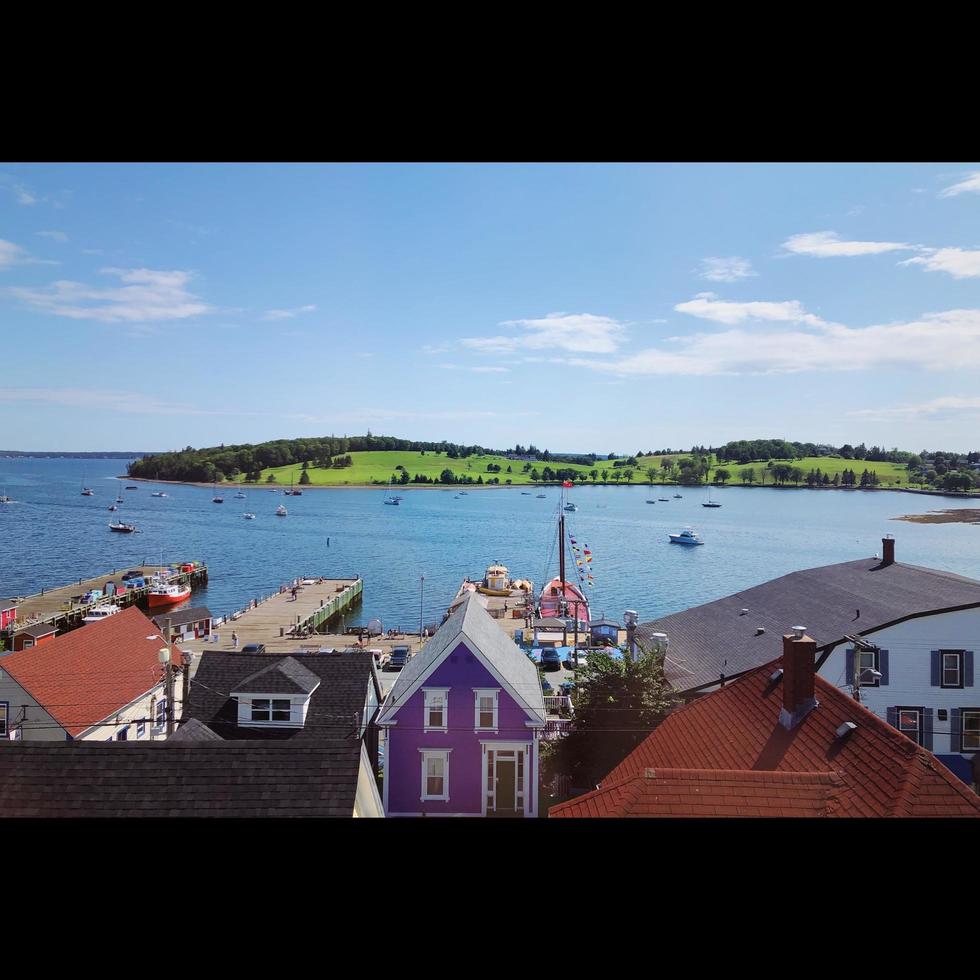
108 504 118 511
125 486 138 490
151 491 168 497
673 494 682 498
276 504 288 516
563 502 577 511
0 493 13 504
536 494 546 498
108 521 138 533
81 487 94 496
148 578 191 607
646 499 656 504
83 603 121 623
235 491 247 499
243 512 256 520
669 528 704 546
658 497 669 502
521 492 531 495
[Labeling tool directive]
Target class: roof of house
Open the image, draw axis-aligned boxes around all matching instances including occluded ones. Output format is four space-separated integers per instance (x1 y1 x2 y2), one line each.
380 592 545 724
1 599 17 610
0 606 179 737
591 618 621 630
184 650 379 740
0 739 365 817
232 657 321 696
151 606 212 630
168 718 222 741
551 656 980 818
18 623 58 639
637 555 980 693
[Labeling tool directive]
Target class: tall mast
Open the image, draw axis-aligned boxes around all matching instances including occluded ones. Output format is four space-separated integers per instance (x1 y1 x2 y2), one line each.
558 490 566 587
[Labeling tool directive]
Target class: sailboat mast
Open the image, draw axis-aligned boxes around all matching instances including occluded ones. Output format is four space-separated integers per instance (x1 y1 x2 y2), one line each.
559 504 566 587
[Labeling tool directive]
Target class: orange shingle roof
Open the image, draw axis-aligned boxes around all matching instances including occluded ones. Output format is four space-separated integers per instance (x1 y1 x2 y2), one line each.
1 607 180 737
551 657 980 818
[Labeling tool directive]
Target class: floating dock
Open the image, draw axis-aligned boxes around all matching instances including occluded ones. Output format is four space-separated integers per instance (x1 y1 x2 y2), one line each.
3 562 208 643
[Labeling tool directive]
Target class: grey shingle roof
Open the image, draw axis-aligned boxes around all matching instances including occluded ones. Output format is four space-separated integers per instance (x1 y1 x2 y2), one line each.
382 593 545 722
151 606 212 630
185 651 378 740
0 740 363 817
637 557 980 694
168 718 222 741
19 623 58 639
232 657 321 695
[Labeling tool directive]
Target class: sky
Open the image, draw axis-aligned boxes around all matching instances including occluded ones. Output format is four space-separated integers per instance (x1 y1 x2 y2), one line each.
2 162 980 453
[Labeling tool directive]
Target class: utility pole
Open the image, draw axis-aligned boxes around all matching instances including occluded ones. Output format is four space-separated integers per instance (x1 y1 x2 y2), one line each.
164 617 175 737
181 650 190 723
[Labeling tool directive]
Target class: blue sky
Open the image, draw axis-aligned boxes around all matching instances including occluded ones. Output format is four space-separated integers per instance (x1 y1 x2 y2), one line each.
2 162 980 453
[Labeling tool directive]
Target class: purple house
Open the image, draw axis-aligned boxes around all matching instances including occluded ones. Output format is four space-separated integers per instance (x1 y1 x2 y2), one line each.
378 593 546 817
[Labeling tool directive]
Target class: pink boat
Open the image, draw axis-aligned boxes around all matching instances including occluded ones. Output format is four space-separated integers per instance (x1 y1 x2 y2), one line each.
539 577 591 628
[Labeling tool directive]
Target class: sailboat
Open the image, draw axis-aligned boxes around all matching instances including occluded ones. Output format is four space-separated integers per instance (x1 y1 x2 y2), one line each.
80 476 94 496
702 486 722 507
0 489 12 504
212 482 224 503
383 477 400 505
538 486 591 636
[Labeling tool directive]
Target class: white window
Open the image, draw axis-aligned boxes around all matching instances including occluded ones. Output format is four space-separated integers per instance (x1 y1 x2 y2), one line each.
251 698 292 723
963 710 980 752
423 689 449 732
136 720 146 739
474 689 499 731
898 708 922 745
858 649 879 687
420 750 450 801
942 651 964 689
152 699 167 733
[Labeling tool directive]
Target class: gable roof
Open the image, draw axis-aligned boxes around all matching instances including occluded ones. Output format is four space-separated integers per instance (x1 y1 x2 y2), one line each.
379 593 545 724
0 739 365 817
19 623 58 639
637 556 980 694
151 606 212 630
0 606 179 737
184 650 379 740
551 657 980 818
168 718 222 741
232 657 321 696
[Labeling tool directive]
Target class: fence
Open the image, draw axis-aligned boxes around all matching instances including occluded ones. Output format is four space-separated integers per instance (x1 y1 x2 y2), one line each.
544 695 574 715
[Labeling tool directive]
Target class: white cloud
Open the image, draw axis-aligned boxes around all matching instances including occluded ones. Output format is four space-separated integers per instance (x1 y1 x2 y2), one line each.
698 256 757 282
437 363 509 374
421 344 451 355
850 396 980 422
782 230 916 257
0 387 254 417
573 307 980 377
37 230 68 243
462 312 626 355
900 247 980 279
0 240 26 268
7 267 212 323
939 172 980 198
260 304 316 320
674 292 833 328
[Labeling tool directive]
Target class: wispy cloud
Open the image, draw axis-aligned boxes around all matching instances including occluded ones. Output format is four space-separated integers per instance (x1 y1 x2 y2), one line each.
698 256 757 282
422 344 451 355
7 267 212 323
260 304 316 320
782 230 916 258
939 172 980 198
850 396 980 422
573 307 980 377
674 292 834 328
462 312 626 355
0 238 59 269
900 247 980 279
0 387 261 417
37 230 68 243
437 363 509 374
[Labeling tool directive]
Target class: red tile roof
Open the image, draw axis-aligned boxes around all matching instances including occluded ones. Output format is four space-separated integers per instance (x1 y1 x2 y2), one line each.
551 657 980 818
1 607 181 737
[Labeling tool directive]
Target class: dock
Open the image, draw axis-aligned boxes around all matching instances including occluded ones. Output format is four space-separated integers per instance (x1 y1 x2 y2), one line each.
3 562 208 642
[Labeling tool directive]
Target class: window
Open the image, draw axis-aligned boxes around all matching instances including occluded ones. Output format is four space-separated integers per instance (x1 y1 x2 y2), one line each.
942 651 964 689
136 720 146 739
474 689 499 730
116 725 128 741
152 699 167 732
0 702 7 738
251 699 292 723
859 649 879 687
963 710 980 752
423 689 449 732
897 707 922 746
420 750 450 801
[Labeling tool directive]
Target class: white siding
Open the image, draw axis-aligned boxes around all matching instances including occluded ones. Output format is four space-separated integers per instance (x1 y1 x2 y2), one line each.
819 607 980 760
353 742 384 817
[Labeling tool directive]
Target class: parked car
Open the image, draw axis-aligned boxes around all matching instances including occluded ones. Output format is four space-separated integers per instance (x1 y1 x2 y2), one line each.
541 648 563 671
540 677 554 693
388 646 411 670
241 643 266 654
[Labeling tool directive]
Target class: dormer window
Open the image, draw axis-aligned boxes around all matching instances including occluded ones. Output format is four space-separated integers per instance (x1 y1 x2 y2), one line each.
252 699 292 723
423 689 449 732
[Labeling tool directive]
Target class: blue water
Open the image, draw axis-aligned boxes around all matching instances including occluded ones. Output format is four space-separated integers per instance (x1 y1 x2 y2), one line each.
2 457 979 629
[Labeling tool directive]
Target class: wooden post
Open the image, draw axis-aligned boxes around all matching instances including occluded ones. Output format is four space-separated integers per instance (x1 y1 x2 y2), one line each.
164 618 175 737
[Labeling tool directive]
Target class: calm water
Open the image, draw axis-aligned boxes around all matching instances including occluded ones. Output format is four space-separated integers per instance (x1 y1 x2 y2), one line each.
2 457 979 629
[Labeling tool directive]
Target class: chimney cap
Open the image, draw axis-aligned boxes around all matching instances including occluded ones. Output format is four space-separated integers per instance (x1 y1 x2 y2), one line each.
791 625 807 639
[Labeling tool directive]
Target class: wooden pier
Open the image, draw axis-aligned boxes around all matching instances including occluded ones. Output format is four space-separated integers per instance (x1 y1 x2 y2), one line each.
3 562 209 643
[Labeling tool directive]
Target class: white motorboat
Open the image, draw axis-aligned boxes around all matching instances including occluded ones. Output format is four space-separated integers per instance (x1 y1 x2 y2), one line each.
673 494 682 498
151 491 168 497
108 504 118 511
669 528 704 546
83 602 122 623
81 487 94 496
276 504 288 516
243 512 256 520
235 491 247 499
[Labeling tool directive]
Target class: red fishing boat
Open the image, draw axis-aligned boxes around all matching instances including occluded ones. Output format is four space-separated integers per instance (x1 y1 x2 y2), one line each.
147 578 191 607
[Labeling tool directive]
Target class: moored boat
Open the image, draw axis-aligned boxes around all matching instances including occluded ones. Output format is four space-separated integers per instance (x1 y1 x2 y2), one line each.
151 491 168 497
243 512 256 519
108 521 137 533
669 528 704 545
276 504 288 516
83 602 122 623
148 579 191 607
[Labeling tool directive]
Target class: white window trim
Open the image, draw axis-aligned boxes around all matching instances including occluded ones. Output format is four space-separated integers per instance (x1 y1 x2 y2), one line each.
151 698 167 735
962 709 980 752
250 697 293 724
419 748 452 802
898 707 922 744
941 651 963 689
473 688 500 733
422 687 449 733
858 649 880 687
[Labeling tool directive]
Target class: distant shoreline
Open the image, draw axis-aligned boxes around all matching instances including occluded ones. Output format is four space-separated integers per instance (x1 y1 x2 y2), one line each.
117 475 980 500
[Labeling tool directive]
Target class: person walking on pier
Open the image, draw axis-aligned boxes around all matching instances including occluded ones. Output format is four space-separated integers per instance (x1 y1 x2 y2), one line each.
232 631 239 649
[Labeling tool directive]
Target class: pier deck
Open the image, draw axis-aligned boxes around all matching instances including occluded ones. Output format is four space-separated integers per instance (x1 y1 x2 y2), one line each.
4 563 208 640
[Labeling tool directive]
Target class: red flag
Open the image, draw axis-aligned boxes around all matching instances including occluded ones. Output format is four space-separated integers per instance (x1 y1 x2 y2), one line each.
562 480 573 487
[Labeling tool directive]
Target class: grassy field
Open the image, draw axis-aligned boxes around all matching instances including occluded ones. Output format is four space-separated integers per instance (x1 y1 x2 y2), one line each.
236 451 691 487
235 450 915 487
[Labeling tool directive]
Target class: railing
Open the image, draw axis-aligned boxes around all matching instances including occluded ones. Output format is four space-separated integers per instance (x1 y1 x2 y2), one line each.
544 695 574 715
542 719 572 740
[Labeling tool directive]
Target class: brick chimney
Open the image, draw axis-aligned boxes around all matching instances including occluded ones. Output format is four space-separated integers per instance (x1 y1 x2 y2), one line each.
779 629 819 730
881 535 895 566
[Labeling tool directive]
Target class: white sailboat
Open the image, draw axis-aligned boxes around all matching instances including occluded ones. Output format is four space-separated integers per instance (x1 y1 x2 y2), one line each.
383 477 400 505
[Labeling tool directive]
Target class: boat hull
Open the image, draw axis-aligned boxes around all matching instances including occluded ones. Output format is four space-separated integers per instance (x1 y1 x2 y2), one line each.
539 577 591 626
669 535 704 545
148 587 191 607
